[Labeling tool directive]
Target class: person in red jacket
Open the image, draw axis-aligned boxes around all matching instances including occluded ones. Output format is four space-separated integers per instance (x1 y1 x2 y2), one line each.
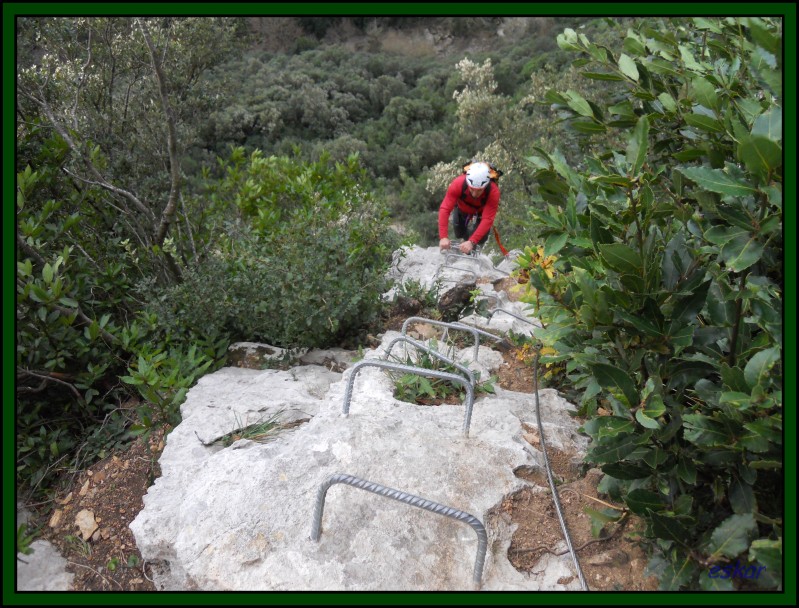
438 162 500 255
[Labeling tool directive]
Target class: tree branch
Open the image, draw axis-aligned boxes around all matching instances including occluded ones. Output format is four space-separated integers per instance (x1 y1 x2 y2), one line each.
137 18 182 249
21 88 157 224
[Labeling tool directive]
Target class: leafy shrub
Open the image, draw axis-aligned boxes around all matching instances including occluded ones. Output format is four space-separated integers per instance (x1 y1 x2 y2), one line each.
520 18 783 590
149 148 396 348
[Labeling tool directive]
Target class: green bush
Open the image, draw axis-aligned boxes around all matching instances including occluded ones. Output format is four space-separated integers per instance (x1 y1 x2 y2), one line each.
521 18 783 590
149 148 397 348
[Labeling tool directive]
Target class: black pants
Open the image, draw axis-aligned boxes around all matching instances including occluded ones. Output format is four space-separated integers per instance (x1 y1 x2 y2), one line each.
453 206 488 245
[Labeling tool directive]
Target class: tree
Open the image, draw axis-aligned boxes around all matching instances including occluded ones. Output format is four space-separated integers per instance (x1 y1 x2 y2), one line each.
519 17 783 590
17 17 249 282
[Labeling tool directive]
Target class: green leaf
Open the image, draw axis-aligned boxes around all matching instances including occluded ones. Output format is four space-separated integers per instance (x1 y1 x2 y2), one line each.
570 119 607 134
590 363 640 409
650 511 690 546
738 135 781 179
600 461 652 480
615 310 663 338
556 28 581 52
748 538 782 573
748 460 781 470
646 58 682 78
623 35 647 56
618 53 639 81
719 391 752 407
626 489 666 515
683 414 731 447
643 394 666 418
42 263 54 284
626 116 649 175
676 457 697 484
657 92 677 113
743 346 780 389
581 71 626 81
58 297 79 308
635 409 659 429
703 225 750 245
751 108 781 141
691 77 719 111
656 554 697 590
700 574 735 591
563 90 594 117
707 513 757 560
728 477 756 514
684 113 724 133
678 166 757 196
642 446 668 468
730 240 774 281
587 430 652 465
669 280 710 328
599 243 643 275
583 416 636 440
544 232 568 257
740 418 780 453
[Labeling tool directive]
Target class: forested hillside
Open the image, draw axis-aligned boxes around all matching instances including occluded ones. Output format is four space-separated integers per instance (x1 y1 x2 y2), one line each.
15 15 784 591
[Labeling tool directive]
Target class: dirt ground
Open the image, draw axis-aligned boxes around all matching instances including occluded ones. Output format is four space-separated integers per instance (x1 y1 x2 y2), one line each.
28 293 657 592
34 428 165 591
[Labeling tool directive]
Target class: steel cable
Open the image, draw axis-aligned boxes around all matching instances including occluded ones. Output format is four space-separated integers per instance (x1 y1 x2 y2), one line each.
533 348 589 591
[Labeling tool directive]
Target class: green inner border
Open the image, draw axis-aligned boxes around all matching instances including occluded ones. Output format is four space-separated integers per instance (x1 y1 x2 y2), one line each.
4 3 795 606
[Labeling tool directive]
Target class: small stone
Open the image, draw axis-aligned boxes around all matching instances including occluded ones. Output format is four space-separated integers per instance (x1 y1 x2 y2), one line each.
131 578 144 585
90 528 102 542
78 479 90 496
48 508 63 528
57 492 73 505
75 509 98 541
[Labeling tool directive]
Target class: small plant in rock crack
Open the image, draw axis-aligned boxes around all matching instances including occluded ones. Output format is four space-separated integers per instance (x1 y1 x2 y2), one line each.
195 410 296 447
464 287 493 318
387 339 496 405
16 523 40 556
395 278 441 310
64 534 92 557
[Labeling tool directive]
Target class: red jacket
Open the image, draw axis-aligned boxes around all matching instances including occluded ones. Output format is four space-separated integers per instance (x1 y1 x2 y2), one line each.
438 174 501 244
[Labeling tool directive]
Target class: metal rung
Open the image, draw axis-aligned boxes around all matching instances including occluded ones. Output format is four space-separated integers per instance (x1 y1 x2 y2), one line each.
342 359 475 437
433 265 478 282
444 252 481 266
486 307 538 327
401 317 482 361
384 335 475 388
310 473 488 585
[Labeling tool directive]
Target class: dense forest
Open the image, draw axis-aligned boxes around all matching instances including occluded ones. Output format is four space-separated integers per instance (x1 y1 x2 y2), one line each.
15 16 784 590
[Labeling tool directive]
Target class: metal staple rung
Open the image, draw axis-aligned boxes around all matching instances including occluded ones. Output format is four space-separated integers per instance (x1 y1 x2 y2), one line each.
486 307 537 327
401 316 483 361
384 335 475 388
310 473 488 585
342 359 475 437
433 265 478 282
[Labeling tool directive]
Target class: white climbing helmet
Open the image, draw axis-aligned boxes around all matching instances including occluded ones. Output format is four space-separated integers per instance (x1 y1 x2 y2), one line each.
465 162 491 189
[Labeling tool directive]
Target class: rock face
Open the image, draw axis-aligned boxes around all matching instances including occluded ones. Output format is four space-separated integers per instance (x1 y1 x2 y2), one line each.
17 540 75 591
129 246 587 591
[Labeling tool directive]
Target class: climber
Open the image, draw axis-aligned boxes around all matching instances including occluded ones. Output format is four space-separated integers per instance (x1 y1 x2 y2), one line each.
438 161 501 255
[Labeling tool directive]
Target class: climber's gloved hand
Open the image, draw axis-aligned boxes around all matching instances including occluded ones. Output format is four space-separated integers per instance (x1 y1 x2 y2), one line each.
439 238 451 251
459 240 474 255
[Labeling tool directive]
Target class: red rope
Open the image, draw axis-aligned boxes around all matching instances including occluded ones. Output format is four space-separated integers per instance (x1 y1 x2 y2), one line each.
493 226 509 257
